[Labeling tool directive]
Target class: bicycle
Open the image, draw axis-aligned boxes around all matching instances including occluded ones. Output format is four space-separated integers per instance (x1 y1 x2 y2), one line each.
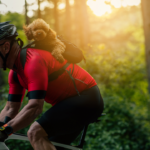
0 114 105 150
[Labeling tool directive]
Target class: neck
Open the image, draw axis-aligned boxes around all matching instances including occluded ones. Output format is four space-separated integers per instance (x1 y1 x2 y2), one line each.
6 42 20 69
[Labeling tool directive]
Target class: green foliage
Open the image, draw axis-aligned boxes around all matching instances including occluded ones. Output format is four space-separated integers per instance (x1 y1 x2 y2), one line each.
17 30 28 45
1 12 28 45
0 4 150 150
1 12 25 30
84 98 150 150
72 40 150 149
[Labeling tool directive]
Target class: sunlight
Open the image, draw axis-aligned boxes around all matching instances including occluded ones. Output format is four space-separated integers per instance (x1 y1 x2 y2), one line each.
111 0 141 8
111 0 122 8
0 5 6 11
25 0 141 18
27 11 34 18
27 0 54 17
40 1 53 10
125 0 141 6
26 0 35 4
0 0 24 13
69 0 74 5
87 0 141 16
29 4 38 11
58 3 65 9
87 0 111 16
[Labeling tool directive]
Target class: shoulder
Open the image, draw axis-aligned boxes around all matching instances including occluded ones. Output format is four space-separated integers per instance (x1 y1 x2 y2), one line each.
26 48 44 61
23 48 49 78
25 48 47 68
25 48 53 66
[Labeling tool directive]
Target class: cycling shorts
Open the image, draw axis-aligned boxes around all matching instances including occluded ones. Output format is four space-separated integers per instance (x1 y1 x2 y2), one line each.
36 85 104 148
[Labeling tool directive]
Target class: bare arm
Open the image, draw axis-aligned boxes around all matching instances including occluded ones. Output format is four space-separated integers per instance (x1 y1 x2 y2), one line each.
7 99 44 133
0 101 21 122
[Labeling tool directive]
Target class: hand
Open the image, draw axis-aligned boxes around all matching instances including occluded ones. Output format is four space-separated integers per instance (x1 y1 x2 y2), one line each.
0 124 13 142
0 128 8 142
0 122 5 126
0 121 7 142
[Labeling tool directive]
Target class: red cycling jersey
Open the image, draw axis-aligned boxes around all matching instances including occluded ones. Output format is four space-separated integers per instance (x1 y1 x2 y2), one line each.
8 48 97 106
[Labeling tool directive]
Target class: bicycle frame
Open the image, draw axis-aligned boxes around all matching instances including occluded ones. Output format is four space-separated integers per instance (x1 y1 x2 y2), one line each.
0 133 82 150
0 114 105 150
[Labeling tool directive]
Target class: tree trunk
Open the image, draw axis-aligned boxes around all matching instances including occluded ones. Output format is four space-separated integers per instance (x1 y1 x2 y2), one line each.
0 70 4 99
141 1 150 92
81 0 89 47
74 0 89 48
38 0 41 18
53 0 59 33
65 0 71 40
74 0 82 47
141 0 150 117
25 0 29 25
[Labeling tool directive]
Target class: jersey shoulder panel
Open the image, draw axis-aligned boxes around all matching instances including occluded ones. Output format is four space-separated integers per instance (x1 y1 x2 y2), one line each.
24 48 49 92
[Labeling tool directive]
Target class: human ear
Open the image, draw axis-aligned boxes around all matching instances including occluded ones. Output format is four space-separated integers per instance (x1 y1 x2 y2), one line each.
4 42 10 54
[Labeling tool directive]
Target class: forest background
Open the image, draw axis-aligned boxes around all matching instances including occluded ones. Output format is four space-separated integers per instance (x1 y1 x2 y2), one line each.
0 0 150 150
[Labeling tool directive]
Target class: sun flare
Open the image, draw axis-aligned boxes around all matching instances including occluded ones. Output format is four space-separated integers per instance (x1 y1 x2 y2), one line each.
87 0 141 16
87 0 112 16
26 0 141 18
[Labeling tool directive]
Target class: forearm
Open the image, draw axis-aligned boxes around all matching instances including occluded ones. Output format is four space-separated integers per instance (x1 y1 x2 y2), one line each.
0 107 18 122
7 104 42 133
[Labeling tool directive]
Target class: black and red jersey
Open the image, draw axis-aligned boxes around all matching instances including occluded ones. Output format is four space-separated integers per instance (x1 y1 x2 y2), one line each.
8 48 97 106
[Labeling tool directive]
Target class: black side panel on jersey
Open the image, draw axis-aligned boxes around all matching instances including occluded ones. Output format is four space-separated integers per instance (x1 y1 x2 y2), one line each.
9 71 23 102
20 48 27 69
13 71 20 84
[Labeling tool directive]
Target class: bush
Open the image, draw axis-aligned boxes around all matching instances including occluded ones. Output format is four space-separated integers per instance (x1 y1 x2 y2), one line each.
84 98 150 150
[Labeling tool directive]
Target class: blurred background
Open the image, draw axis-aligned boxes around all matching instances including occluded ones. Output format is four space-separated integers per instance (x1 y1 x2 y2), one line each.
0 0 150 149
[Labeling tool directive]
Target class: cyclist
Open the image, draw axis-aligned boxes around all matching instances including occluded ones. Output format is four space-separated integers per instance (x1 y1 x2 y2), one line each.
0 21 104 150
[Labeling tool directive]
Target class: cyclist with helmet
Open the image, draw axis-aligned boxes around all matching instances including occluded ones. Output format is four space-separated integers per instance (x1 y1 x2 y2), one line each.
0 21 104 150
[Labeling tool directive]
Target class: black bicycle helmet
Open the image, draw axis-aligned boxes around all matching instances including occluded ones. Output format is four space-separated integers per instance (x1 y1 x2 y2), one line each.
0 21 18 40
0 21 19 70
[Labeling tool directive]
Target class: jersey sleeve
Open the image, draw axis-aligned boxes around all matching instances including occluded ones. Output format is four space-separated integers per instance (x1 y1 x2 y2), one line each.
24 53 48 100
8 70 26 102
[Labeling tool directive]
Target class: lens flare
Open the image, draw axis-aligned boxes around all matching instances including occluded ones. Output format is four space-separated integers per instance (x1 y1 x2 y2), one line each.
87 0 111 16
87 0 141 16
